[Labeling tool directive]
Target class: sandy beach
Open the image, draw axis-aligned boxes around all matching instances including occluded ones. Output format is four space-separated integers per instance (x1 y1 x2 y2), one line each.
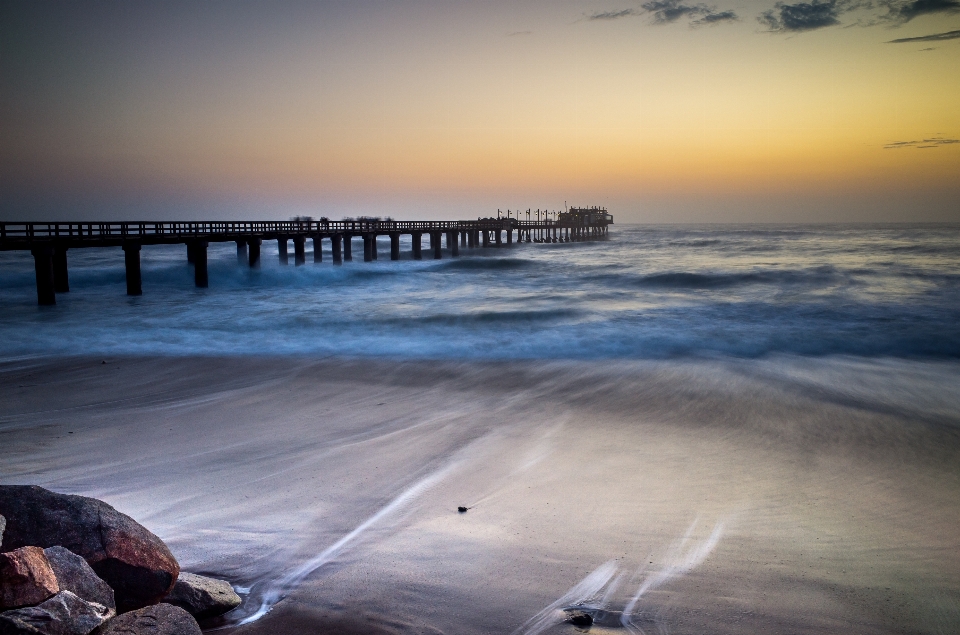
1 355 958 634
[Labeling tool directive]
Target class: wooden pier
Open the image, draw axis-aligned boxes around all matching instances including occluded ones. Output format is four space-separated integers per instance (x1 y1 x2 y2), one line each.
0 208 613 305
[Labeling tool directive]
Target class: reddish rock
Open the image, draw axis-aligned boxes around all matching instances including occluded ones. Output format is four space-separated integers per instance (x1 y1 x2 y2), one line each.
0 487 179 612
0 547 59 610
43 548 115 611
0 590 113 635
92 604 200 635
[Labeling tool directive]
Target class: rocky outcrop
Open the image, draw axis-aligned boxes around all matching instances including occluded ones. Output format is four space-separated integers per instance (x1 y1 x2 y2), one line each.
91 604 200 635
0 487 179 612
0 590 112 635
0 547 59 611
43 548 114 611
161 573 240 620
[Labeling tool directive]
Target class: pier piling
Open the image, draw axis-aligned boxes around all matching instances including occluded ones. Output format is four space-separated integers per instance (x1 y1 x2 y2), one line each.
412 232 422 260
448 231 459 257
191 240 208 288
363 234 373 262
344 235 353 261
236 240 247 264
278 238 289 265
123 242 142 296
332 234 342 264
390 233 400 260
248 238 261 267
293 236 306 266
313 235 322 263
31 245 56 306
53 246 69 293
432 231 442 259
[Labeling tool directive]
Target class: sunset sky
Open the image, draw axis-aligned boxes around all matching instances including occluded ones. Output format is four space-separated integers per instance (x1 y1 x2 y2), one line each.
2 0 958 223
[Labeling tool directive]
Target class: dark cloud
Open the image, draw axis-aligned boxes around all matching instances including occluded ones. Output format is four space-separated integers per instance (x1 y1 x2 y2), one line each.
693 9 739 24
588 9 639 20
641 0 711 23
882 0 960 22
883 137 960 149
886 28 960 42
586 1 738 27
758 0 843 31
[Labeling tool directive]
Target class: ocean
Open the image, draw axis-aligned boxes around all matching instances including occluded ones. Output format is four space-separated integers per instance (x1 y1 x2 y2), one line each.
2 223 959 359
2 223 959 635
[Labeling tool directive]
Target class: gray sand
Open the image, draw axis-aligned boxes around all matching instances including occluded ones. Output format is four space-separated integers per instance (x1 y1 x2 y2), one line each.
1 356 958 634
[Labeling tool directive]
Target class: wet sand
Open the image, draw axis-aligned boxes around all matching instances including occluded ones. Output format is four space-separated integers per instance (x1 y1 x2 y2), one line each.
1 356 958 634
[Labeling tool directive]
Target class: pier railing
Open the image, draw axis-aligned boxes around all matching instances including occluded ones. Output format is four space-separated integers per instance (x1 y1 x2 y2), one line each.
0 216 613 248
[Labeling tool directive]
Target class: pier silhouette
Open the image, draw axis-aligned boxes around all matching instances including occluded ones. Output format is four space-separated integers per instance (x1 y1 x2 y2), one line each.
1 208 612 305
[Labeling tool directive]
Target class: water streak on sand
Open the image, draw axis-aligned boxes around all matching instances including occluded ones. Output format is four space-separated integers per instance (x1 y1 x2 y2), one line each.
514 518 726 635
621 519 725 633
232 457 464 626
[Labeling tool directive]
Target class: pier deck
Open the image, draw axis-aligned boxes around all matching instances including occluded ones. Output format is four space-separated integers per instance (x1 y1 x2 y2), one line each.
1 209 613 305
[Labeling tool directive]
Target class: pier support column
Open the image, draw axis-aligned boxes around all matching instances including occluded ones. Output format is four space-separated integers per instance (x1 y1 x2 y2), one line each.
344 234 353 261
460 231 466 247
467 230 475 248
236 240 247 264
506 229 512 245
390 233 400 260
448 231 459 257
432 231 442 259
313 235 323 262
371 234 378 260
53 246 69 292
363 234 373 262
123 242 142 296
191 240 208 288
495 229 502 247
187 243 195 264
482 230 490 248
293 236 306 266
248 238 261 267
332 234 343 264
278 238 289 265
412 232 422 260
31 244 56 306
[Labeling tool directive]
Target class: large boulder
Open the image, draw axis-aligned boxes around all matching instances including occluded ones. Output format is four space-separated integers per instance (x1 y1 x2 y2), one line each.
0 590 112 635
161 572 240 620
0 547 59 610
43 549 114 611
91 604 200 635
0 487 179 612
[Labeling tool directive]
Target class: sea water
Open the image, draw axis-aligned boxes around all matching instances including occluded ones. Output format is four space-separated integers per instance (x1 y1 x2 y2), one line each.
1 224 958 359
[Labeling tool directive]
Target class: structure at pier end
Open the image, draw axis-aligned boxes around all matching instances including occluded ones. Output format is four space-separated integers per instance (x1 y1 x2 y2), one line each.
1 209 613 305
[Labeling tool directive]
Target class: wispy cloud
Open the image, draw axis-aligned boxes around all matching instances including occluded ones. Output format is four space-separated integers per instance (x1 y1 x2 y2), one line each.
506 30 533 37
881 0 960 22
693 9 740 24
588 8 639 20
883 137 960 149
886 28 960 42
